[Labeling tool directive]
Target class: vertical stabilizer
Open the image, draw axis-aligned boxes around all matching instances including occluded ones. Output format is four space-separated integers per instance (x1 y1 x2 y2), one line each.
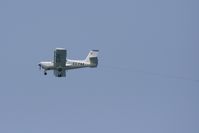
85 50 99 67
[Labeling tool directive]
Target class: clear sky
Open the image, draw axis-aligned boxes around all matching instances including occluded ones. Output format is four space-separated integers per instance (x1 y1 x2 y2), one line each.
0 0 199 133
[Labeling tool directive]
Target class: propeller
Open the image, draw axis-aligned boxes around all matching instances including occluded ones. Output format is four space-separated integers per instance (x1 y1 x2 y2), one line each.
38 64 42 70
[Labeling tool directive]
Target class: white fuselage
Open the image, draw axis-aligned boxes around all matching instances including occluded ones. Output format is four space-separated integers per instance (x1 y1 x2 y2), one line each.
39 59 96 71
39 49 99 77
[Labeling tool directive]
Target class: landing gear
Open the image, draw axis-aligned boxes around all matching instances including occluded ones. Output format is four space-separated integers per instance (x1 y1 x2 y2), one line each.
58 74 62 77
44 71 47 75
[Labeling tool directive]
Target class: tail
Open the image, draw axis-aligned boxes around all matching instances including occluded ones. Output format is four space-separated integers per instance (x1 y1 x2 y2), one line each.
85 50 99 67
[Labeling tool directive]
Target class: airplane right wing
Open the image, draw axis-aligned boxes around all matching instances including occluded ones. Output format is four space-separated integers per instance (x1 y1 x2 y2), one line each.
54 69 66 77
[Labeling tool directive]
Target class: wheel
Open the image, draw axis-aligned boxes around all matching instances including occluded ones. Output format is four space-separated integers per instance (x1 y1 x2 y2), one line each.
58 74 62 77
44 72 47 75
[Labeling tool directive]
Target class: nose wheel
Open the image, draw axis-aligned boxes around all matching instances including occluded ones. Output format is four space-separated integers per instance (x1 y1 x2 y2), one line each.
44 71 47 75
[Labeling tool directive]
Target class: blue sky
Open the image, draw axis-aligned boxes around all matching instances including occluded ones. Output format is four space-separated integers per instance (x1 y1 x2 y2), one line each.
0 0 199 133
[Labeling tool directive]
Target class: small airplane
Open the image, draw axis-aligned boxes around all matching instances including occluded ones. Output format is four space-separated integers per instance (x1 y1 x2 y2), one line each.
38 48 99 77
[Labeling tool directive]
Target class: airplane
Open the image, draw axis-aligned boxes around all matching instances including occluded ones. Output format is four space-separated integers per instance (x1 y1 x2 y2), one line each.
38 48 99 77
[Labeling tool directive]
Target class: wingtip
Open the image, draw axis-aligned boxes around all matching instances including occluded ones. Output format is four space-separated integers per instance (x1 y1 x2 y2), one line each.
55 48 66 50
92 50 99 52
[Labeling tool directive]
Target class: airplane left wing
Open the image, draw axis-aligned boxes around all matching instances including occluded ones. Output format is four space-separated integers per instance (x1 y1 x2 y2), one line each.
54 48 67 67
53 48 67 77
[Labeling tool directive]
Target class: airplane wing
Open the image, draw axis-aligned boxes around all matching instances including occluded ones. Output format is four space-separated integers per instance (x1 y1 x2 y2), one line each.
54 48 67 67
53 48 67 77
54 70 66 77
